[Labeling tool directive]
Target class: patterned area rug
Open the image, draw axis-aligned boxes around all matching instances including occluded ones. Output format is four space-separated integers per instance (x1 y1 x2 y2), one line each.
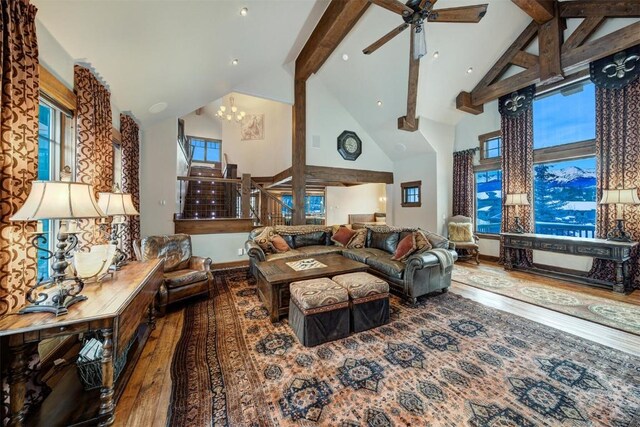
452 264 640 336
169 269 640 426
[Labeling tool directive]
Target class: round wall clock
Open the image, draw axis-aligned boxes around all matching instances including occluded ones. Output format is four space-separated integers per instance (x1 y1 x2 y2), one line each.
337 130 362 161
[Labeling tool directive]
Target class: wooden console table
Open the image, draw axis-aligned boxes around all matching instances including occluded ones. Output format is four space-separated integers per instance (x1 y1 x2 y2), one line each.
501 233 637 293
0 259 164 426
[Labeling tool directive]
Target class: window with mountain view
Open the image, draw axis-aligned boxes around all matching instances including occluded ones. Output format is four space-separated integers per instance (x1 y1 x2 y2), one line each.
532 81 597 238
475 169 502 234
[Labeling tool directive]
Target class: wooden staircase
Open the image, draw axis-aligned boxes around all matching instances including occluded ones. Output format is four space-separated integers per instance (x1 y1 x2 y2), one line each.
182 165 229 219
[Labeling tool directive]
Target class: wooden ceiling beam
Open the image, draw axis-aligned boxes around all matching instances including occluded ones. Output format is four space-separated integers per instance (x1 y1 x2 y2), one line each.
305 165 394 185
398 23 420 132
511 51 539 69
469 19 640 106
559 1 640 18
562 16 605 53
537 1 564 84
295 0 370 80
472 21 538 93
511 0 555 24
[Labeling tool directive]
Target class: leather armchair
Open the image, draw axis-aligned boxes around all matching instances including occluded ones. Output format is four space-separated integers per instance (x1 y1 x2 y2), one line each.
136 234 212 316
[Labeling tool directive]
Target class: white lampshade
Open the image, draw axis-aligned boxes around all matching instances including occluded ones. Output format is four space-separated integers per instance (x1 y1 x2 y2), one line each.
97 192 140 216
11 181 106 221
599 188 640 205
505 193 529 206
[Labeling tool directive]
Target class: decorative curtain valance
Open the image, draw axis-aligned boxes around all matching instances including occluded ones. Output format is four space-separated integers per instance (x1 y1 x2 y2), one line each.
74 65 113 250
452 149 477 218
590 45 640 90
120 114 140 260
498 85 535 118
589 78 640 288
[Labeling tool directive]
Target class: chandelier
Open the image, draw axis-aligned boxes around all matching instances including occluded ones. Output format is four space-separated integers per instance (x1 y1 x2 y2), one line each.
216 96 246 123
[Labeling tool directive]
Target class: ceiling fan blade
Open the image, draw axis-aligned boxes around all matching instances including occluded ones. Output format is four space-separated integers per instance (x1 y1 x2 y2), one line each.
369 0 414 17
363 23 410 55
428 4 488 23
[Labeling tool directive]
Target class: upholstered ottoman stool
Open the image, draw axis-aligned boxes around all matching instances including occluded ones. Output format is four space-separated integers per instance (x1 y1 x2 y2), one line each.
289 278 350 347
332 272 390 333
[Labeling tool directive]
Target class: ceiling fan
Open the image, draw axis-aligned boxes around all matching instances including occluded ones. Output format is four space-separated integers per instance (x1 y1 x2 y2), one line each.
364 0 488 131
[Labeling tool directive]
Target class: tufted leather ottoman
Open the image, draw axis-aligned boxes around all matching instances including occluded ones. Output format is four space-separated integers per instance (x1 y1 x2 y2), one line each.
332 272 390 333
289 278 350 347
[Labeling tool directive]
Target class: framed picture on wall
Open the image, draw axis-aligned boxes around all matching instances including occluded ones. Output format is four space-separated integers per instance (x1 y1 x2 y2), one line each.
241 114 264 141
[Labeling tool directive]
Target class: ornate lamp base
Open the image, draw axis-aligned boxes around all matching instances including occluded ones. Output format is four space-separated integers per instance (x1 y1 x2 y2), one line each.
511 216 525 234
607 219 632 242
19 293 87 316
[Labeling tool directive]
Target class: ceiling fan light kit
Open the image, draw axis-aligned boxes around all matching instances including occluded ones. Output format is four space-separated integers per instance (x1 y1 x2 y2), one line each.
364 0 488 131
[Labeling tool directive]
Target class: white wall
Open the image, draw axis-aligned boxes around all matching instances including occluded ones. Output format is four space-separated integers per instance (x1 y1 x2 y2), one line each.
140 117 179 236
326 183 386 226
306 76 393 172
182 93 292 177
191 233 248 264
453 101 592 271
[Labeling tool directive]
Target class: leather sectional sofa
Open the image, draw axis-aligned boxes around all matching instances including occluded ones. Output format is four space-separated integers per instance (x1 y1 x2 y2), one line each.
245 225 457 304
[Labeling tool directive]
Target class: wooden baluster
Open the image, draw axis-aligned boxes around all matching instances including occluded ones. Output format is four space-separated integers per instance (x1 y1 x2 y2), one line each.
8 342 31 427
99 328 115 426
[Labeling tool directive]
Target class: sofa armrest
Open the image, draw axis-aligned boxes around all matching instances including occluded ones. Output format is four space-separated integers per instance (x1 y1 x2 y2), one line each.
245 240 266 262
190 256 212 272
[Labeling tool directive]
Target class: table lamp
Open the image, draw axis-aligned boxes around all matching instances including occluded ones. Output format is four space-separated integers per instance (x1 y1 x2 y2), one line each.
599 185 640 242
98 188 140 269
505 193 529 234
11 180 106 315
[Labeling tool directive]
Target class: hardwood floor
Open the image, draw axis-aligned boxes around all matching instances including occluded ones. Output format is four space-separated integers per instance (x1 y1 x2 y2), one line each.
114 264 640 426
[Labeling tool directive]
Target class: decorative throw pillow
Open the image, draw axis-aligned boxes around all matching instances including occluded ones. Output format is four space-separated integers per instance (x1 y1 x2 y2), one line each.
414 230 433 253
448 222 474 243
375 216 386 223
345 229 367 249
331 226 356 247
331 223 352 235
392 234 418 261
252 227 275 252
269 235 290 253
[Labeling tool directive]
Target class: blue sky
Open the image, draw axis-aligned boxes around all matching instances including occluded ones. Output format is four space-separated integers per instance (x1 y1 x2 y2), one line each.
533 82 596 148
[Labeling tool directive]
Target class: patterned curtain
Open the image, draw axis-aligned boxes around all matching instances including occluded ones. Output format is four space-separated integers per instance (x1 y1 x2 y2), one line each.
452 149 475 218
74 65 113 250
499 107 534 267
0 0 39 316
120 114 140 260
589 79 640 288
0 0 50 422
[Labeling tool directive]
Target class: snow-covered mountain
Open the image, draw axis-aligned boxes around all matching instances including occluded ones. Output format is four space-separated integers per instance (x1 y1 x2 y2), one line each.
548 166 596 185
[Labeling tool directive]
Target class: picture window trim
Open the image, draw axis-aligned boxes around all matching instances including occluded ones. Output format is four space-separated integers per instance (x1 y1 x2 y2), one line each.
401 181 422 208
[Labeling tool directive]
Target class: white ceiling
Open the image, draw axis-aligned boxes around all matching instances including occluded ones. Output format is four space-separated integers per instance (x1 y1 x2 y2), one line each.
32 0 327 125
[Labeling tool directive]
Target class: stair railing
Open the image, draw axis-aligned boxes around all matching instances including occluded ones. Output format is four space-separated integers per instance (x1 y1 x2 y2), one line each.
250 180 295 227
179 148 195 215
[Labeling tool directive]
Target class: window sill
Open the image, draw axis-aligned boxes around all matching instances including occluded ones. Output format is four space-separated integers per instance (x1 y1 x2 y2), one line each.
476 233 500 240
401 203 422 208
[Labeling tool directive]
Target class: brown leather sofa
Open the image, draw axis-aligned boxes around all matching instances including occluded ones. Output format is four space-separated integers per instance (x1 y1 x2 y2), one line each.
135 234 212 315
245 225 457 304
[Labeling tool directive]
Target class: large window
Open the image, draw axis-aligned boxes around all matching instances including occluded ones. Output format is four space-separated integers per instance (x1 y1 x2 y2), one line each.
533 80 596 149
475 169 502 234
189 136 221 163
473 80 596 238
534 158 596 238
281 194 325 218
37 100 72 280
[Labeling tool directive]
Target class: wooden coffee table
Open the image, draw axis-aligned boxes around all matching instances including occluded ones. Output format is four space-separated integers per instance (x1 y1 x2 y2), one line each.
255 253 368 322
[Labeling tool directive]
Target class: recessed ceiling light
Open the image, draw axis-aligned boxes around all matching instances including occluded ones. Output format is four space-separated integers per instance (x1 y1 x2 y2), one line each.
342 53 349 61
148 102 168 114
467 67 474 74
377 100 383 107
240 7 248 16
232 59 239 66
394 143 407 152
433 51 439 59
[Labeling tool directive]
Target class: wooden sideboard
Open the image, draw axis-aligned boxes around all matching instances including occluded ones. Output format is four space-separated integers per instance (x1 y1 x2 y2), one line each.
501 233 638 293
0 259 164 426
